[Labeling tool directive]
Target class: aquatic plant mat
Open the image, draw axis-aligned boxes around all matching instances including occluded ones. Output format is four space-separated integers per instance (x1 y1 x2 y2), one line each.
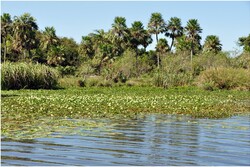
2 87 250 139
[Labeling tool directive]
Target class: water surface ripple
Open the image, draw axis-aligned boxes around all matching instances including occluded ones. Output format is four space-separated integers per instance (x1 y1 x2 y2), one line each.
1 114 250 165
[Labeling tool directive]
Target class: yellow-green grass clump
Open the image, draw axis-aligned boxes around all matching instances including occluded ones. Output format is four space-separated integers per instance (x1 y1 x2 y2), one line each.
1 62 59 90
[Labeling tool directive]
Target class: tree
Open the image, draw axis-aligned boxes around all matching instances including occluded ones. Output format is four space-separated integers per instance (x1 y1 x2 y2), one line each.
40 26 60 52
203 35 222 53
185 19 202 70
12 13 38 60
156 38 170 68
47 45 65 66
1 13 13 62
60 37 80 67
111 16 129 44
148 12 166 44
130 21 145 50
141 31 153 50
165 17 183 52
78 36 95 60
238 34 250 53
129 21 149 71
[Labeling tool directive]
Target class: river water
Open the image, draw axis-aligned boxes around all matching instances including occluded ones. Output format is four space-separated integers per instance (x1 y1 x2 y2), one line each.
1 114 250 165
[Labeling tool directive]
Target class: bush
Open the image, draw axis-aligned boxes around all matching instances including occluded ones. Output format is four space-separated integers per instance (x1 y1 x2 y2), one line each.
76 61 96 77
232 53 250 69
56 66 77 76
103 49 136 81
152 70 193 88
58 77 85 88
153 54 193 88
1 62 59 90
196 67 250 90
193 52 231 75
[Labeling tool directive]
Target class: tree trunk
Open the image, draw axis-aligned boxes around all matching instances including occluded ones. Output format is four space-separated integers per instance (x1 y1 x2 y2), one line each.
156 33 159 43
156 33 159 68
170 37 174 52
3 38 6 63
135 49 138 77
190 42 193 72
157 53 160 69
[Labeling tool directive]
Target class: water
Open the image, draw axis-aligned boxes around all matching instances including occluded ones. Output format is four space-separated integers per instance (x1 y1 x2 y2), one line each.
1 114 250 165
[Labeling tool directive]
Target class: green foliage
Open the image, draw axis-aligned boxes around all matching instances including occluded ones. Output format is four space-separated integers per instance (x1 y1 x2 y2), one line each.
58 77 83 88
12 13 38 59
1 62 59 90
56 65 77 76
193 52 231 75
148 12 166 42
103 48 137 81
203 35 222 54
184 19 202 55
238 34 250 53
165 17 183 51
196 67 250 90
232 52 250 69
76 60 96 77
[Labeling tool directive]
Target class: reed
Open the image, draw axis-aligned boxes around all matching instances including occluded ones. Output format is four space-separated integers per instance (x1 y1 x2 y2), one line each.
1 62 59 90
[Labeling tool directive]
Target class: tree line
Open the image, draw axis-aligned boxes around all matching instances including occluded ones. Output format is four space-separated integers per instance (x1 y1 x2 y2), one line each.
1 12 250 74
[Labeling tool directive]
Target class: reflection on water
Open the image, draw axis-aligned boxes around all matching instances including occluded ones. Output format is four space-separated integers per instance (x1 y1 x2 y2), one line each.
1 114 250 165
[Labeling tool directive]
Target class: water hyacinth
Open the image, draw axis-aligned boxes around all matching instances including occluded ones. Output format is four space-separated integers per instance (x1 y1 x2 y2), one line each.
2 87 250 139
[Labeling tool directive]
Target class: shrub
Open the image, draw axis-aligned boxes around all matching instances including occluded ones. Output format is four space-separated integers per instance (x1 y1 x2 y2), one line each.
76 61 96 77
56 66 77 76
152 70 193 88
1 62 59 90
196 67 250 90
193 52 231 75
103 49 136 81
78 79 86 87
232 53 250 69
84 75 105 87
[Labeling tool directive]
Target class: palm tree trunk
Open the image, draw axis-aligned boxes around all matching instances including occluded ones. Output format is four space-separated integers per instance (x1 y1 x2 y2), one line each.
190 42 193 72
170 37 174 52
156 33 159 43
155 33 160 68
157 53 160 69
3 38 7 63
135 48 138 77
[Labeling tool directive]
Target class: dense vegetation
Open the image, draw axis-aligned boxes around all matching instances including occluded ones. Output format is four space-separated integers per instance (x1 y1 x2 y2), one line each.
1 62 59 90
1 12 250 90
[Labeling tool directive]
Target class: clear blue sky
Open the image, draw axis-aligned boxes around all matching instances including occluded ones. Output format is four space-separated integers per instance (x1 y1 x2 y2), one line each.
1 1 250 52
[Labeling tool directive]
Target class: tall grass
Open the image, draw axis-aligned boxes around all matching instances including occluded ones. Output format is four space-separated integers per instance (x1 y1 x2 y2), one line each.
1 62 59 90
196 67 250 90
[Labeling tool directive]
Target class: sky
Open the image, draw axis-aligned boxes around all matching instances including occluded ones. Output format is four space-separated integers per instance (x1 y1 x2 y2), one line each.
1 1 250 53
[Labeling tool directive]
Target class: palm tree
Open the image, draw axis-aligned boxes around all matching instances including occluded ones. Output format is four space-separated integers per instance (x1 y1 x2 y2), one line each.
111 16 129 43
203 35 222 53
175 34 191 54
141 31 153 50
155 38 170 68
185 19 202 69
78 35 95 60
12 13 38 60
1 13 12 62
238 34 250 53
130 21 145 49
165 17 183 52
40 26 60 52
147 12 166 44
